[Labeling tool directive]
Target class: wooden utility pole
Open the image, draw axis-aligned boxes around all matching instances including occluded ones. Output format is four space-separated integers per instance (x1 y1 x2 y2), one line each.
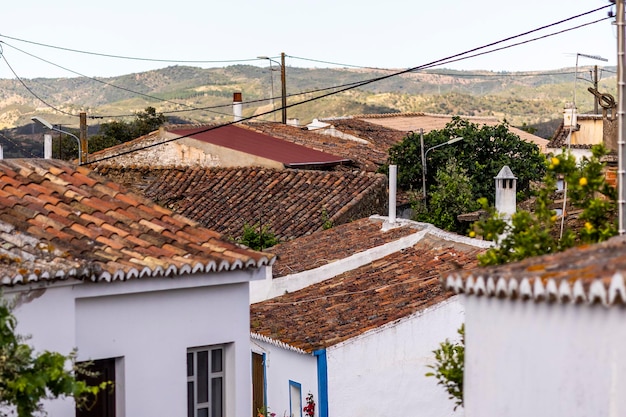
79 112 87 163
593 65 600 114
280 52 287 124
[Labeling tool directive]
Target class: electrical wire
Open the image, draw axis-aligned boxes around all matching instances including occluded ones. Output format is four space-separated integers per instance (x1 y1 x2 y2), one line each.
0 53 77 117
0 131 40 158
0 41 233 119
84 6 613 166
0 33 263 65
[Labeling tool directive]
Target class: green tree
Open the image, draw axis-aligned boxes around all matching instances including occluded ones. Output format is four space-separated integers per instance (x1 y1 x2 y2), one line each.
386 117 546 204
87 107 167 154
237 223 280 251
474 145 617 266
0 298 103 416
426 325 464 410
413 158 479 232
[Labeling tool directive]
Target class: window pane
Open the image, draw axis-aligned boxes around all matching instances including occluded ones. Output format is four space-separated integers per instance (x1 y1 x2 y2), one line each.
211 349 223 373
187 381 194 417
198 408 209 417
187 352 194 377
211 377 223 417
197 351 209 403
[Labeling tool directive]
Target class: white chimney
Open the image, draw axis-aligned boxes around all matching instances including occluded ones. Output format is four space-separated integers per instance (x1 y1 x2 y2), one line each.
564 103 577 128
44 134 52 159
233 92 243 122
388 165 397 224
495 166 517 219
0 144 3 160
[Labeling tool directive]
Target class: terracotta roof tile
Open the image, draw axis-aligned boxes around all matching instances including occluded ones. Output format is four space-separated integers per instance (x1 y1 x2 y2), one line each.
444 235 626 306
0 159 273 285
251 232 484 352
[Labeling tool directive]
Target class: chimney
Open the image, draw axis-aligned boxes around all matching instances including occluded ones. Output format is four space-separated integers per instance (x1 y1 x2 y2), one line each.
495 166 517 219
382 165 399 231
233 92 243 122
44 134 52 159
564 104 577 130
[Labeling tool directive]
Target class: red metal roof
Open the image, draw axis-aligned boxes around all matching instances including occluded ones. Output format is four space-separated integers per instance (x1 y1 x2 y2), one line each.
170 125 351 168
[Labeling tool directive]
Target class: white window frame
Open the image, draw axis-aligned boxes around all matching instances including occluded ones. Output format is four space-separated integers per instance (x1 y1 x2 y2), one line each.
187 345 225 417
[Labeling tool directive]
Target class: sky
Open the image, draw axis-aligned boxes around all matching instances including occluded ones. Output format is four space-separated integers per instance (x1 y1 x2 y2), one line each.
0 0 619 80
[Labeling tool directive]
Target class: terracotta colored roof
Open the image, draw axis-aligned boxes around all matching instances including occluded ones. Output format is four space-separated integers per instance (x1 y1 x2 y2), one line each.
170 125 351 168
0 159 272 285
251 232 484 352
444 235 626 306
344 112 549 152
244 122 389 171
136 167 387 241
316 117 407 151
268 217 421 278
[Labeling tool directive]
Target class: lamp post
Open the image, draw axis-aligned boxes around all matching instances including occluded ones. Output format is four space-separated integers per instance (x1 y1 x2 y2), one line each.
420 129 464 200
258 53 287 124
31 116 83 164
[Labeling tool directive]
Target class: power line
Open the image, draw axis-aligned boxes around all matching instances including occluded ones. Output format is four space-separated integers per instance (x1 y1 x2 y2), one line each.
0 41 233 119
0 131 40 158
0 33 264 65
85 6 613 166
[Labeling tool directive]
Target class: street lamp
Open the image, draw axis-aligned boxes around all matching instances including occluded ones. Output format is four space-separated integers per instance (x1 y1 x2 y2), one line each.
258 53 287 124
420 128 464 200
31 116 83 164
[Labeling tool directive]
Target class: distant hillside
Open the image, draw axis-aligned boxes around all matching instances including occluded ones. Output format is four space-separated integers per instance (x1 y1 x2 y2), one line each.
0 65 617 144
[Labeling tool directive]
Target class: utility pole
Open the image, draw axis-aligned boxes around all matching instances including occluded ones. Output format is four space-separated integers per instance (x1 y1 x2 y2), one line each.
79 112 88 163
280 52 287 124
593 65 600 114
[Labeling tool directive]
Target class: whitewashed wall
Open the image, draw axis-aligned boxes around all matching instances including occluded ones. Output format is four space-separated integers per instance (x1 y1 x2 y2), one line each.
4 267 266 417
464 296 626 417
326 296 465 417
251 337 318 417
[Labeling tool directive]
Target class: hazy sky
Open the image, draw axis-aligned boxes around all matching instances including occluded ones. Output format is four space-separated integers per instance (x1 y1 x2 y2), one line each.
0 0 618 80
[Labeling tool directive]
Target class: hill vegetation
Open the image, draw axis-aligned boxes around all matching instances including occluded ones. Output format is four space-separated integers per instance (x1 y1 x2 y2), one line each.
0 64 617 157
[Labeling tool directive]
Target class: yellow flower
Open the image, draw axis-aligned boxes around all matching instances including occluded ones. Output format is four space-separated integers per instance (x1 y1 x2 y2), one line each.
551 157 560 166
579 177 588 186
550 215 557 222
585 222 593 231
469 231 476 238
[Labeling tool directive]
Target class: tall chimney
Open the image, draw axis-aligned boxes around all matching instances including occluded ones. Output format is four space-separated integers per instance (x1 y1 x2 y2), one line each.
495 166 517 219
44 134 52 159
233 92 243 122
388 165 397 224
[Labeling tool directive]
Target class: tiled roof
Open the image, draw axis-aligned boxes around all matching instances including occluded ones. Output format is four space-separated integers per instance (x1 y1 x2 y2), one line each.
134 166 388 241
546 115 602 149
345 112 549 152
170 125 351 168
0 159 273 285
244 122 389 171
268 217 420 278
251 231 484 352
444 235 626 306
317 117 407 151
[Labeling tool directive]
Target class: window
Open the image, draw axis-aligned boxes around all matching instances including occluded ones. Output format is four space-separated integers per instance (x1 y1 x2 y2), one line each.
76 358 116 417
289 381 302 417
187 346 224 417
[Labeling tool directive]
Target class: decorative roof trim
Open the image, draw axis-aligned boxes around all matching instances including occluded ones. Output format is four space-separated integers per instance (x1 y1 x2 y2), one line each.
250 332 309 355
445 272 626 307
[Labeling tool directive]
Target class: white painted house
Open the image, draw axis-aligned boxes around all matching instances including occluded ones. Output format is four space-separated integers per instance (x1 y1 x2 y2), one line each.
445 235 626 417
251 216 491 417
0 159 273 417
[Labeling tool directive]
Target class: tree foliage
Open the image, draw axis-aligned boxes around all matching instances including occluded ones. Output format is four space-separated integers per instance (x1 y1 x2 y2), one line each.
0 298 103 416
386 117 545 204
412 158 480 232
237 223 280 251
474 145 617 266
426 325 464 410
87 106 167 154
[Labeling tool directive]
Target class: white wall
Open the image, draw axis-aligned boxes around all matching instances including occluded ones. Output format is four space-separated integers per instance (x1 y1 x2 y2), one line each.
3 268 264 417
252 337 318 417
326 297 465 417
464 296 626 417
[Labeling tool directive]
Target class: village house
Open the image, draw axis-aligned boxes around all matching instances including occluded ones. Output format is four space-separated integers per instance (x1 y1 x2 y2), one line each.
250 216 491 417
445 235 626 417
0 158 273 417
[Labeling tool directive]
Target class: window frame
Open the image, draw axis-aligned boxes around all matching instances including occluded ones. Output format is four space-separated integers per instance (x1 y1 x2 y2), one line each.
187 345 225 417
